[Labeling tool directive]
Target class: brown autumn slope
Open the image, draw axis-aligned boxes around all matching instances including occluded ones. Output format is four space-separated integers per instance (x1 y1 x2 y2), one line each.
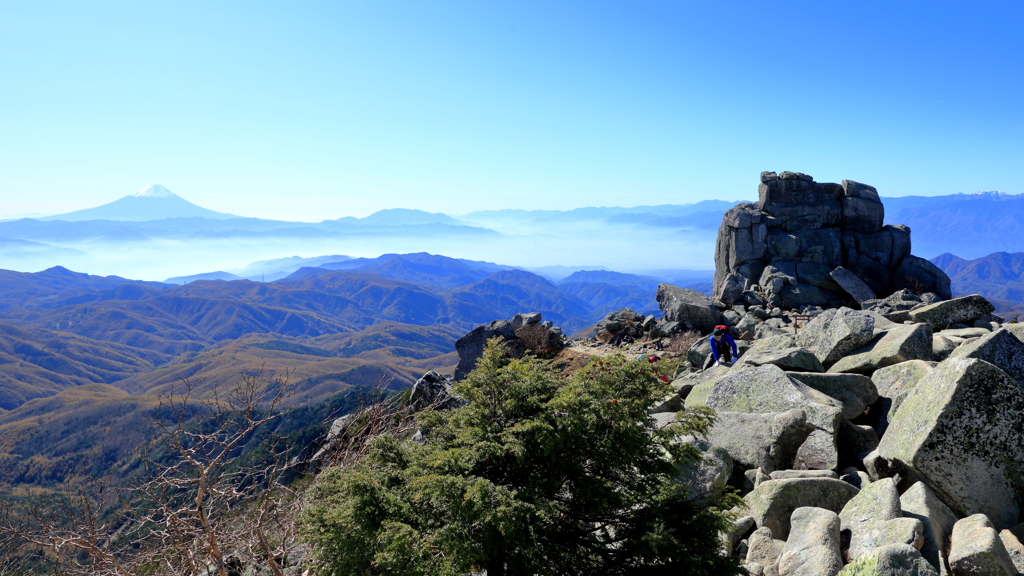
0 322 166 410
109 336 427 407
0 383 161 486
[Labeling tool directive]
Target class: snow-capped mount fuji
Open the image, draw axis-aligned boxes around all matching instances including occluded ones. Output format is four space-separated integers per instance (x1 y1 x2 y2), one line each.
132 184 178 199
40 185 238 221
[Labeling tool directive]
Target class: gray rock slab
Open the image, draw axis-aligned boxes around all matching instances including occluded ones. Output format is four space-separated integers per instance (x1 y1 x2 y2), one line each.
798 307 877 368
681 364 734 408
832 266 878 304
840 477 901 526
908 294 995 329
877 358 1024 529
778 507 844 576
744 478 860 541
828 324 933 376
700 365 844 434
949 514 1018 576
939 327 992 339
947 328 1024 384
739 347 826 373
837 544 939 575
707 409 810 474
790 372 879 420
901 481 959 573
771 470 839 480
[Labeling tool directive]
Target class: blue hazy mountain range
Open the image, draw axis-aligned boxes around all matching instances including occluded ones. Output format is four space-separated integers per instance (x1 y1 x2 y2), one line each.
882 191 1024 259
3 185 1024 281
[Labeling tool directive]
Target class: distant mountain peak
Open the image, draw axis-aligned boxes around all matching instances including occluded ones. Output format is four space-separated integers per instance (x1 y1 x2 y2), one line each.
132 185 177 199
40 185 237 222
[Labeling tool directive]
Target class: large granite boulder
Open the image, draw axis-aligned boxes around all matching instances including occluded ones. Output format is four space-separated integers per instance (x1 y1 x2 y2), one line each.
948 514 1018 576
841 180 885 234
828 324 933 376
737 347 826 373
947 328 1024 384
674 436 733 501
1000 528 1024 575
778 507 844 576
746 526 786 570
797 308 876 368
892 256 953 301
870 360 935 437
706 409 810 475
789 372 879 421
831 266 877 305
594 307 641 341
409 370 461 411
745 478 860 541
907 294 995 329
839 478 924 562
877 358 1024 529
694 365 844 435
656 284 721 334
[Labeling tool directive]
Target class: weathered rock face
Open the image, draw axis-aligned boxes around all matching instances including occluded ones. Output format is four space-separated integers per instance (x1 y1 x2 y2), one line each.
876 358 1024 529
656 283 722 333
900 481 957 573
713 172 951 308
409 370 461 411
453 312 565 380
706 409 810 475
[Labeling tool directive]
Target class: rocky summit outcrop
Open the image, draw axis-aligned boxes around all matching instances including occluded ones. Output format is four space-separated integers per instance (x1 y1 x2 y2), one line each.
713 171 951 310
453 312 565 380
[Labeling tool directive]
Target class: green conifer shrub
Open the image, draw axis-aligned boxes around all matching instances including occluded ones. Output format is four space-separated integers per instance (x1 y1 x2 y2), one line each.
300 339 743 576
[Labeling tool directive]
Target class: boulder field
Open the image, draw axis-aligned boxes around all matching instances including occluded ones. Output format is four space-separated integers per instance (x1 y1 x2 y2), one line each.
662 298 1024 576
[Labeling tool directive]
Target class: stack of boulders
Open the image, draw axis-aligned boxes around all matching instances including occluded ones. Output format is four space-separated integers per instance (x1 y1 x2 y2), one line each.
453 312 567 380
714 171 952 314
651 294 1024 575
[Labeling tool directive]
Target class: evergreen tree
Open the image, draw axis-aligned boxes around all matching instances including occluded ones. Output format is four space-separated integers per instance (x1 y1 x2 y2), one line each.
301 339 743 576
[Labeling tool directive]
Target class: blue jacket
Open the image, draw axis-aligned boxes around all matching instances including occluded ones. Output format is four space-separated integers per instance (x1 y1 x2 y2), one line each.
709 333 738 361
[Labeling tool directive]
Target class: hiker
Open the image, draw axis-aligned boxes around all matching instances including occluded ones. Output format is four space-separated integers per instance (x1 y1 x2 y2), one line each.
703 325 738 370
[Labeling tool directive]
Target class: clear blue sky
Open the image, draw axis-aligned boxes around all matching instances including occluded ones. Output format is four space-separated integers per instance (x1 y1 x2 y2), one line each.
2 1 1022 220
